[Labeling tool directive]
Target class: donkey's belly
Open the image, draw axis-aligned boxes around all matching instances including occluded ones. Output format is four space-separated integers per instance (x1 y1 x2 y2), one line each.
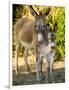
20 40 35 49
39 44 47 57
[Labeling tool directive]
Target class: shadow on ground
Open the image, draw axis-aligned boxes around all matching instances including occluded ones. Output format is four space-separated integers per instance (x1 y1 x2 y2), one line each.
13 64 65 86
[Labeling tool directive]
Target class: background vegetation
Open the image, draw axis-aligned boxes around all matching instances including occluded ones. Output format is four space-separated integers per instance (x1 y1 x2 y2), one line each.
12 4 65 61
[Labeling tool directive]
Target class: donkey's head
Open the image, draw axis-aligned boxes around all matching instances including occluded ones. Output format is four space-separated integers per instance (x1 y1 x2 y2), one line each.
29 5 50 43
47 23 58 51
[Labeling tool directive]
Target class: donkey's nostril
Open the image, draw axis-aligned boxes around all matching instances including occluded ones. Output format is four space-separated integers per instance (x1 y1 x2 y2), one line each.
51 46 55 49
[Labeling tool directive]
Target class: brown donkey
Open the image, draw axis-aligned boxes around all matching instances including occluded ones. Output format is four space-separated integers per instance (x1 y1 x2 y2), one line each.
14 5 50 77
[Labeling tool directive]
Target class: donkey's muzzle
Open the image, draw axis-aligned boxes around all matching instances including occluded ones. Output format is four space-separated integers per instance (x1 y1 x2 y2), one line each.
38 41 43 44
38 33 44 43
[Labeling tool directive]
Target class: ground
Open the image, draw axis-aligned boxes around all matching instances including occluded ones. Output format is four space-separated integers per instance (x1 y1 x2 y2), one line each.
12 55 65 85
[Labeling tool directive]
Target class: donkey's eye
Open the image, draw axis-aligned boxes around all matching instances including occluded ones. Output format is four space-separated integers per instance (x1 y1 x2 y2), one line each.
48 35 51 40
35 24 38 32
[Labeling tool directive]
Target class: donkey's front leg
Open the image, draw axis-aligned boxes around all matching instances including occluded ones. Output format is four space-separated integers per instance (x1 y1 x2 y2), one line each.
24 49 30 72
50 60 54 83
36 57 42 81
50 54 55 83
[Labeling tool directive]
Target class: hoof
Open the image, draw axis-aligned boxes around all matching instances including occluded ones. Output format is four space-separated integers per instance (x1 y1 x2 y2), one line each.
15 69 18 74
37 77 42 81
52 80 55 83
45 80 48 83
15 71 18 75
37 76 43 81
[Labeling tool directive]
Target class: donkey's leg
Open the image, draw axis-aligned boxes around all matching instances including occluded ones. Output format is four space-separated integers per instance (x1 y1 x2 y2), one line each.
36 57 40 81
40 59 43 80
24 48 30 72
15 44 19 74
50 54 54 83
36 56 42 81
46 60 50 83
50 60 54 83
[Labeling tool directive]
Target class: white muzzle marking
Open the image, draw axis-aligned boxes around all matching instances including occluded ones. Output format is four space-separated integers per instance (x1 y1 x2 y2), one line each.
38 33 44 42
50 42 56 48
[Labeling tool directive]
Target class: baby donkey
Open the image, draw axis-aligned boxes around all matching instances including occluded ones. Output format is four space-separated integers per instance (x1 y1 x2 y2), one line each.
36 23 58 83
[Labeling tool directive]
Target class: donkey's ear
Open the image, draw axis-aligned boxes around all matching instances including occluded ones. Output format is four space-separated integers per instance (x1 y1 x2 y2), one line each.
46 23 51 31
54 23 58 32
29 5 39 16
44 8 50 16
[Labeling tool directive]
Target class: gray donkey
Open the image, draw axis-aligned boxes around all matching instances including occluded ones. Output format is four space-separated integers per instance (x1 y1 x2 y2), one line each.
36 23 58 83
14 5 50 74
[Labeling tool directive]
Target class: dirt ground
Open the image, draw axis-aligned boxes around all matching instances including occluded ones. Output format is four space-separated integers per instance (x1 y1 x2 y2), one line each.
12 50 65 85
12 60 65 86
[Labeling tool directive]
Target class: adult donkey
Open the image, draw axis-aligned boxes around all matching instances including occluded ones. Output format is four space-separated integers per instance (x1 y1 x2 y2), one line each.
14 5 50 74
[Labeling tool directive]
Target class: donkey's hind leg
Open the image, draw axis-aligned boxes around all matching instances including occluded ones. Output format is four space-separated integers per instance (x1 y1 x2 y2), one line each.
15 43 19 74
24 48 30 72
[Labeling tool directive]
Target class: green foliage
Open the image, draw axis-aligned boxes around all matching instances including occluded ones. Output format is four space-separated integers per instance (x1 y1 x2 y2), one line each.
55 7 65 60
